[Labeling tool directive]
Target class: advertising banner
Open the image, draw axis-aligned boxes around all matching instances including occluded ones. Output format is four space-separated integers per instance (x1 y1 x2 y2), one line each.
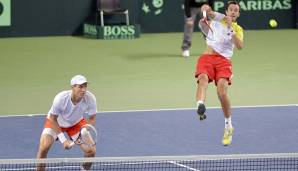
84 24 141 39
0 0 11 26
213 0 296 29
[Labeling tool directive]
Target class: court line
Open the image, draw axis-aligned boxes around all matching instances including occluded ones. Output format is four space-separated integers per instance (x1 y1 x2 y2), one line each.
0 103 297 118
168 161 200 171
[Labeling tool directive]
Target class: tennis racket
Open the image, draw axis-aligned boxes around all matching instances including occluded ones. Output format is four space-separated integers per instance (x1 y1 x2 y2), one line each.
199 11 213 37
70 124 97 147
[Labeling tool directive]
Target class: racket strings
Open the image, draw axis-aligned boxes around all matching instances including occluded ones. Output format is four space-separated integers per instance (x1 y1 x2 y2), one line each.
81 126 97 146
199 20 212 36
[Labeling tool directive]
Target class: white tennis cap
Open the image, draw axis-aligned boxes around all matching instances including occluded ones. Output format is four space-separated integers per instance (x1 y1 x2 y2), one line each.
70 75 88 86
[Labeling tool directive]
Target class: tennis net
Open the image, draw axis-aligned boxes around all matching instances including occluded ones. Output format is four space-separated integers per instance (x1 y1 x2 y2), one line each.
1 153 298 171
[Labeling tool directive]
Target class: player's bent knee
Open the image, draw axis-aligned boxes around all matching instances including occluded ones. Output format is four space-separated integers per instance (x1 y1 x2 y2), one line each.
197 74 209 84
84 147 96 156
37 146 51 159
217 86 229 100
38 144 52 158
198 73 208 80
89 147 96 155
217 90 227 98
39 134 55 152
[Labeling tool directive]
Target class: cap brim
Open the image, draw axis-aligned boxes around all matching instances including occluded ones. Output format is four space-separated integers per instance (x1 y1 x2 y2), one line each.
72 81 88 85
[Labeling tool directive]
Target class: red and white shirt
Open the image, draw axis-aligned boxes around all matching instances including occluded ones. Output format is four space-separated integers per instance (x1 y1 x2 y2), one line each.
206 12 244 58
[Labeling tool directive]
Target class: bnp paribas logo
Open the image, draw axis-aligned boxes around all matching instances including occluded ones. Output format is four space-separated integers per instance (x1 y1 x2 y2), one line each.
0 0 11 26
142 0 164 15
214 0 292 11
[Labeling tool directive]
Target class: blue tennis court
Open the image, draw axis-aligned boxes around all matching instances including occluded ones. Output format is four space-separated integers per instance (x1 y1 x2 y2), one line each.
0 105 298 160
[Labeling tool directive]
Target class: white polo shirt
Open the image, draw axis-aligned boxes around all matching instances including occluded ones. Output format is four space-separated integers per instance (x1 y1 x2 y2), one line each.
47 90 97 128
206 12 244 58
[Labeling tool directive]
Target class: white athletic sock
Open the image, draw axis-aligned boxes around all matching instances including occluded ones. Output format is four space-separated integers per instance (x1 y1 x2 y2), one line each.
225 116 232 129
196 100 204 107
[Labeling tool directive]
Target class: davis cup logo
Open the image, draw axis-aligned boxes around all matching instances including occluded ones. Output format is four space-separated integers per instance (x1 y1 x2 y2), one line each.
142 0 164 16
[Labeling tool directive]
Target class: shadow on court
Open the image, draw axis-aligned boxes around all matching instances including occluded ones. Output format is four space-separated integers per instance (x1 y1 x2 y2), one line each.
0 105 297 159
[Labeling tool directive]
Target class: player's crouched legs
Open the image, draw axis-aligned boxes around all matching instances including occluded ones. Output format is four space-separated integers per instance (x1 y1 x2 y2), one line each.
36 133 55 171
37 134 55 158
81 144 96 170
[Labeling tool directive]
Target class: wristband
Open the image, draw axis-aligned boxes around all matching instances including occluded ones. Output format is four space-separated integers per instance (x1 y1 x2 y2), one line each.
58 133 67 143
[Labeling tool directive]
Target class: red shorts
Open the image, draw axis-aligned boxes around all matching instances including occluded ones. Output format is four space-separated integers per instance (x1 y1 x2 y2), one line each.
44 118 87 137
195 54 233 85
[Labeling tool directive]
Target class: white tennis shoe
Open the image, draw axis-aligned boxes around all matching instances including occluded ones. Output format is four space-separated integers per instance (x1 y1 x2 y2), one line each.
182 50 190 58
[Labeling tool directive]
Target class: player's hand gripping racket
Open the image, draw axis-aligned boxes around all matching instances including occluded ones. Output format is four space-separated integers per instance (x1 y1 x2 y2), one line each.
199 11 213 37
70 124 97 147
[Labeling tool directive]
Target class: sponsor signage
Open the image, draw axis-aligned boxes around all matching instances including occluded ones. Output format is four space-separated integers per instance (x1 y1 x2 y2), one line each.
214 0 292 11
0 0 11 26
84 24 98 38
84 24 140 39
213 0 295 29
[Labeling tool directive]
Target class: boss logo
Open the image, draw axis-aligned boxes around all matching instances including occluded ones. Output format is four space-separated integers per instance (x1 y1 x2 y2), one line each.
84 24 97 35
103 25 136 37
84 24 140 39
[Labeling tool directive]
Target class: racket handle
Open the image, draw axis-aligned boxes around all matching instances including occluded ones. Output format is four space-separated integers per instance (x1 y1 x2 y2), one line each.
202 11 207 18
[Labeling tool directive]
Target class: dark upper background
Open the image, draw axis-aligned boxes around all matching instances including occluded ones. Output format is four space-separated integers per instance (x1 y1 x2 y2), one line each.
0 0 297 37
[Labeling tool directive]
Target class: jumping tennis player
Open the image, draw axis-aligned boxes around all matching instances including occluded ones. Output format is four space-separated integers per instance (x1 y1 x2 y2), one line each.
195 1 243 146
